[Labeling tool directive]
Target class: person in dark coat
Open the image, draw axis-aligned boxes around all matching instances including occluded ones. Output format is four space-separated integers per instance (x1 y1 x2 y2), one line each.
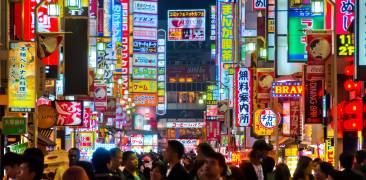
92 148 123 180
339 152 364 180
122 151 146 180
163 140 192 180
69 148 95 180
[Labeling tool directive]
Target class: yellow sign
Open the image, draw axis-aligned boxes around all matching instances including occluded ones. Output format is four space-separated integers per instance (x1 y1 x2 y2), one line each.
325 139 334 166
130 80 157 93
8 42 36 112
253 109 274 136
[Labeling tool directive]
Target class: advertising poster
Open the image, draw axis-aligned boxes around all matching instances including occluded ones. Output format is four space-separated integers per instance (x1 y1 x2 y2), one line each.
256 68 274 100
133 40 157 53
336 0 354 34
253 110 274 136
288 7 324 62
132 67 157 79
133 14 158 27
206 121 220 140
130 80 157 93
8 42 36 112
219 3 234 62
305 80 323 123
104 97 117 120
307 31 332 65
235 68 252 127
78 132 94 149
217 101 229 121
55 101 83 126
2 117 26 135
168 9 206 41
133 27 157 40
133 106 157 130
133 53 157 67
131 93 157 106
94 84 108 112
133 1 158 14
206 105 218 120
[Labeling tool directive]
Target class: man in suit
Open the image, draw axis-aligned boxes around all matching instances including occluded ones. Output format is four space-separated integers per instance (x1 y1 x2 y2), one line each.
339 152 364 180
240 139 273 180
164 140 192 180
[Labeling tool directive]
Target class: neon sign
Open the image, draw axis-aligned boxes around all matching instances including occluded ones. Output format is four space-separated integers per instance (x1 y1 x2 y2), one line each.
271 81 303 97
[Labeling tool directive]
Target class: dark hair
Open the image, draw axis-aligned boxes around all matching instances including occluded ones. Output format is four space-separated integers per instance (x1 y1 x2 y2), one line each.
340 152 354 169
228 165 244 180
69 148 80 154
262 156 275 173
168 140 185 159
110 148 122 158
293 156 312 180
205 152 227 176
355 150 366 164
197 143 215 156
23 148 44 162
3 152 21 167
21 155 44 180
92 148 112 173
318 162 334 176
313 158 322 164
274 163 291 180
122 151 136 163
152 160 167 178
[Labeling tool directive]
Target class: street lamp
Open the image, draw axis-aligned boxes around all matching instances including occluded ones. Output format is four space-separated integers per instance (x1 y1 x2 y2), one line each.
48 2 60 17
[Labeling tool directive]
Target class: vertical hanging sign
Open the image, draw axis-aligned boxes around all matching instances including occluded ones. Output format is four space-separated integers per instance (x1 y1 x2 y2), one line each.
235 68 252 127
156 30 167 115
220 3 234 63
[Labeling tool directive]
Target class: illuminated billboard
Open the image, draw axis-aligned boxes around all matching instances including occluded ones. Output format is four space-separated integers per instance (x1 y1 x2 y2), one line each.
130 80 157 93
235 67 252 127
133 27 157 40
132 67 157 80
168 9 206 41
219 3 234 63
271 81 303 97
8 42 36 112
133 1 158 14
133 53 157 67
133 14 158 27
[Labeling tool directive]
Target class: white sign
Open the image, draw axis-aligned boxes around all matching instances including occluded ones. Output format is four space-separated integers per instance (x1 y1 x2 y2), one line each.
133 53 157 67
253 0 266 10
176 139 198 146
131 135 144 146
166 122 205 128
133 14 158 27
133 1 158 14
357 0 366 65
259 109 279 129
236 68 252 127
133 27 157 40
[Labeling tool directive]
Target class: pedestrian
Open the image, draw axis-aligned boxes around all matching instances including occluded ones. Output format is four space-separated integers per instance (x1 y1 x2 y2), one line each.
354 150 366 177
183 155 193 173
262 156 275 180
67 148 94 180
293 156 314 180
150 160 167 180
314 162 334 180
227 165 244 180
273 163 291 180
92 148 122 180
240 139 273 180
110 148 124 177
339 152 364 179
16 155 44 180
190 143 215 179
202 152 227 180
192 160 205 180
2 152 21 180
62 166 89 180
163 140 191 180
122 151 146 180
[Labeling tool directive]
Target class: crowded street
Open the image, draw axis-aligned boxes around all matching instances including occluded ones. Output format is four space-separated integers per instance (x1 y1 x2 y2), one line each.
0 0 364 179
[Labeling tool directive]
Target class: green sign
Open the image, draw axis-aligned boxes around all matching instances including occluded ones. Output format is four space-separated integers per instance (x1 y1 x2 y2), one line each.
288 8 324 62
9 142 28 154
2 117 26 135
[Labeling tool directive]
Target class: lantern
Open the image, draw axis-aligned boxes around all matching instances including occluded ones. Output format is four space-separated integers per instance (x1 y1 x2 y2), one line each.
344 65 354 76
344 79 355 91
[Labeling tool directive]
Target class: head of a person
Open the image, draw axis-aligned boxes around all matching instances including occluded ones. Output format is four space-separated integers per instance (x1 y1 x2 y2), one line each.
164 140 185 163
122 151 138 172
203 152 227 179
2 152 21 179
92 148 112 174
355 150 366 165
150 160 167 180
16 155 44 180
315 162 334 180
68 148 81 166
262 156 275 173
340 152 354 170
195 160 206 180
62 166 89 180
197 143 215 161
293 156 313 178
274 163 291 180
110 148 123 170
313 158 322 167
249 140 273 162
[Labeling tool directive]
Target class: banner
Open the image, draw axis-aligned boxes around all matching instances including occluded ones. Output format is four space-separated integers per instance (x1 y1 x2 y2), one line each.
132 67 157 79
256 68 274 100
305 80 323 123
131 93 157 106
94 84 108 112
336 0 354 34
37 33 63 59
133 40 157 53
219 3 234 62
307 31 332 65
133 1 158 14
130 80 157 93
133 27 157 40
206 121 220 140
235 68 253 127
133 53 157 67
133 14 158 27
168 9 206 41
8 42 36 112
2 117 26 135
55 101 83 126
